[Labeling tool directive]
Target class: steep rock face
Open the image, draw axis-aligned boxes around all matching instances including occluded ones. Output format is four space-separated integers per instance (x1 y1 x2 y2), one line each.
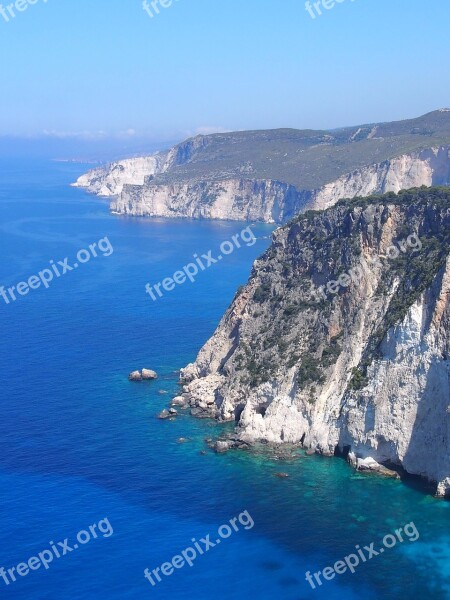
111 178 305 222
81 146 450 224
71 155 168 196
71 135 215 198
310 147 450 211
73 111 450 223
178 187 450 496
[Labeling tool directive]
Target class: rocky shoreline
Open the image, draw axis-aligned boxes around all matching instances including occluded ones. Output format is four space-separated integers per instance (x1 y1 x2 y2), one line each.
169 187 450 499
162 387 408 479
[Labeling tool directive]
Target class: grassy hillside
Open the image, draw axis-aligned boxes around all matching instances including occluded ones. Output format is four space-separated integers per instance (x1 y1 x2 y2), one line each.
156 110 450 189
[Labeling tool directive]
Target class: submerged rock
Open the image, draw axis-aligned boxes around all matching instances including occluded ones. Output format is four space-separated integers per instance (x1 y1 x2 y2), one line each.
158 409 172 420
214 440 230 453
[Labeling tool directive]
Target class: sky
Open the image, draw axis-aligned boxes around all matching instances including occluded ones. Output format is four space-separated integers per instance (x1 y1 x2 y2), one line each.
1 0 449 156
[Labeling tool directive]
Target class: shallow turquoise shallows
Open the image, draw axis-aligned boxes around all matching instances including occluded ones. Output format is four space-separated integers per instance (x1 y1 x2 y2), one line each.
0 159 449 599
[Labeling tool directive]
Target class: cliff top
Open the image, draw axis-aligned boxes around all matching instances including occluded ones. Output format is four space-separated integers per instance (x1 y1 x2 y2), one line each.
153 110 450 189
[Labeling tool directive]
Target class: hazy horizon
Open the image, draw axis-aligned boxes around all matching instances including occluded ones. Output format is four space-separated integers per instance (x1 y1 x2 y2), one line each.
2 106 449 162
1 0 449 151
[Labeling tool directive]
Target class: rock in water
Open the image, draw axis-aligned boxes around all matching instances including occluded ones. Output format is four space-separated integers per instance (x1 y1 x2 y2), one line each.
128 370 142 382
171 396 188 407
158 409 171 420
129 369 158 381
141 369 158 380
214 440 230 453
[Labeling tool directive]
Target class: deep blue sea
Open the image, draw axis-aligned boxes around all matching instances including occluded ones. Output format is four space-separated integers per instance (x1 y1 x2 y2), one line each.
0 159 449 599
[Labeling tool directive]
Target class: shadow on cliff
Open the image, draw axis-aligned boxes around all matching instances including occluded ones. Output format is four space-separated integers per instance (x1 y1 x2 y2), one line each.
401 355 450 498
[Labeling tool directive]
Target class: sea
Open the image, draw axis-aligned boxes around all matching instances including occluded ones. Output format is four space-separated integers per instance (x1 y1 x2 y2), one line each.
0 159 448 599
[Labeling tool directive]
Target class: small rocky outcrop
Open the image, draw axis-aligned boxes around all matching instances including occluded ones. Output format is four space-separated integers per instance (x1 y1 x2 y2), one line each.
208 436 252 454
141 369 158 380
158 409 176 420
214 440 231 453
128 370 142 382
171 396 188 408
349 454 400 479
128 369 158 381
436 478 450 498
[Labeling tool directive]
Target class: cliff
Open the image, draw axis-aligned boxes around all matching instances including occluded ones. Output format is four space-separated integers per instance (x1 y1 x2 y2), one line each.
110 147 450 223
176 187 450 497
71 154 169 196
73 110 450 224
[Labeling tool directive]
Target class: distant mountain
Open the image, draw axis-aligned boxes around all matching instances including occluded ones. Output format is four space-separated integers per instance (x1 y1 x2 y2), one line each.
74 110 450 223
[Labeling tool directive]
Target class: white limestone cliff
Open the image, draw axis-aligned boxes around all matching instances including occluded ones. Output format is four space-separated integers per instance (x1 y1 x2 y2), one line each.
310 147 450 211
176 192 450 497
111 178 302 222
74 146 450 224
71 154 169 196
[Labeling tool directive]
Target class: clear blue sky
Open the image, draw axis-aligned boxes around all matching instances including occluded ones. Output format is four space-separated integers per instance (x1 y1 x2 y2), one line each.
1 0 449 144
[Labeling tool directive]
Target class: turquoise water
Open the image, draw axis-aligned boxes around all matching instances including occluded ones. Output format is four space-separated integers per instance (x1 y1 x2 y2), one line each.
0 159 449 599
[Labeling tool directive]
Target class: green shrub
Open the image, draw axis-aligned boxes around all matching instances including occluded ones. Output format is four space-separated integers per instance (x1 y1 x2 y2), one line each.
297 356 325 388
349 367 368 391
254 283 271 303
